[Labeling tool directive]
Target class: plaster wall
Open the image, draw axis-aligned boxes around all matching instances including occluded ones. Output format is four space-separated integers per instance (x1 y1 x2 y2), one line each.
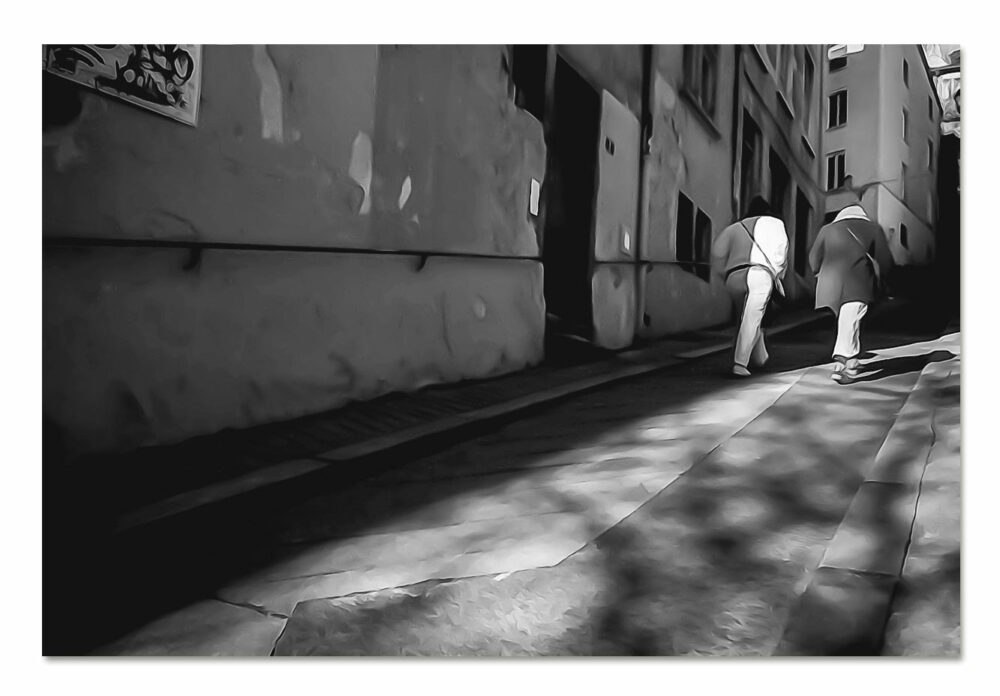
44 248 543 455
43 45 547 455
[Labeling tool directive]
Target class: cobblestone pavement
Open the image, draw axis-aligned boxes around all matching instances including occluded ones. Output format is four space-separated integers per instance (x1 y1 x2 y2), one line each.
91 316 960 656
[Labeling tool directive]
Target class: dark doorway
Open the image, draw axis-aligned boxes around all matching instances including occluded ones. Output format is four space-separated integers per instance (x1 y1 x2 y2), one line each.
935 132 960 316
541 55 601 345
769 149 791 223
794 188 813 276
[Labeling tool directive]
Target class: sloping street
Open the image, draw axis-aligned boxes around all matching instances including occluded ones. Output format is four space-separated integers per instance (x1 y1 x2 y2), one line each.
86 308 960 656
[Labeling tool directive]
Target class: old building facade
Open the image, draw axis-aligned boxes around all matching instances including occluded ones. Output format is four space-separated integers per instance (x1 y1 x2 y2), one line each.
822 44 942 267
42 45 845 456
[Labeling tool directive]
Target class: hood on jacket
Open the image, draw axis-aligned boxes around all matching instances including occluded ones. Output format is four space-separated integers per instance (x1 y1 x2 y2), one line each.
834 204 870 222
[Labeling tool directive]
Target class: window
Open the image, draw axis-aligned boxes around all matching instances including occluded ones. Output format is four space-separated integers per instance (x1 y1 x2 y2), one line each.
928 95 934 120
769 149 790 220
694 210 712 281
829 55 847 71
803 51 816 123
510 45 547 121
676 192 712 281
826 151 846 191
900 222 909 249
903 58 909 87
802 135 815 159
780 45 794 96
928 139 934 168
676 192 694 263
683 45 719 120
828 90 847 129
901 163 907 199
792 46 804 114
902 108 909 143
740 111 764 214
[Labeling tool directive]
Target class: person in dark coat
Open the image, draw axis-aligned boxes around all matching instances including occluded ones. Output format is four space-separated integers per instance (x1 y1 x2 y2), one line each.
808 204 894 381
711 196 788 377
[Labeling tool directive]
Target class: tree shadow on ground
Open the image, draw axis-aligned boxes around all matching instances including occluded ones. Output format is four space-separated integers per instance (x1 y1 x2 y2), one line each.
275 352 944 656
45 315 950 655
882 549 961 656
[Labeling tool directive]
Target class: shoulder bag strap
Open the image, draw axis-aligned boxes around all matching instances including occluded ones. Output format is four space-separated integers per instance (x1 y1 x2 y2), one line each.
843 225 882 286
739 219 785 297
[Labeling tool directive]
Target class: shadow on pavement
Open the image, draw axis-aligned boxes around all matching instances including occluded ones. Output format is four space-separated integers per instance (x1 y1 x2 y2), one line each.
846 350 956 384
275 355 925 656
44 311 951 655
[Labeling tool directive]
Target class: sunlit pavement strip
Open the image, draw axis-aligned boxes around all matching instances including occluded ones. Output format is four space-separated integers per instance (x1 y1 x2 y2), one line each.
217 371 806 618
776 332 960 656
93 600 287 657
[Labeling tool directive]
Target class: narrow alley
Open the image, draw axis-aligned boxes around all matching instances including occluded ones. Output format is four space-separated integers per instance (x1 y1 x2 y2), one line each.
35 41 964 672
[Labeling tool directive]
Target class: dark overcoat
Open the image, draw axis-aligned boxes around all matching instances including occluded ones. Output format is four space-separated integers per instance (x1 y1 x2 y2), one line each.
808 217 894 312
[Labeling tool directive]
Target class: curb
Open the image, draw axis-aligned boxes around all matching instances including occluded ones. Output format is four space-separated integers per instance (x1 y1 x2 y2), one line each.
774 354 949 656
115 313 824 534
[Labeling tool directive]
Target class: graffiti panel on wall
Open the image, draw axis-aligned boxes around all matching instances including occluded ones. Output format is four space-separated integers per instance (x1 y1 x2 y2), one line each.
44 45 202 126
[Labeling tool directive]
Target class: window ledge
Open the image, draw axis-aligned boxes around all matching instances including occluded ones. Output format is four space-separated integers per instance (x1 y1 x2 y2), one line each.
751 45 770 72
679 88 723 140
777 89 795 119
801 136 816 158
827 123 847 133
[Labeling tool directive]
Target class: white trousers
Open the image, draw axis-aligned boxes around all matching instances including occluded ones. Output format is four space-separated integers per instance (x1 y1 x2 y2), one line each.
833 301 868 360
734 267 773 368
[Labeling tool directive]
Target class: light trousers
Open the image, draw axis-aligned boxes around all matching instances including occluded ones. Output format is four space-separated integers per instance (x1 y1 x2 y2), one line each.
833 301 869 360
734 267 774 368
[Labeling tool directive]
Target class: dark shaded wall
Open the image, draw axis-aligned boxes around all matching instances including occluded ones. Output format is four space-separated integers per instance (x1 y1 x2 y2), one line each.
43 45 546 457
935 132 961 315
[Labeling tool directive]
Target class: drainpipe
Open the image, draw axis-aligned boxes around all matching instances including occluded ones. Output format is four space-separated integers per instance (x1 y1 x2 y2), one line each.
633 44 655 343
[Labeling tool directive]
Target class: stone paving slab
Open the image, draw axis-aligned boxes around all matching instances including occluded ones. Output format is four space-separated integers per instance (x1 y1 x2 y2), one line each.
266 467 686 545
773 567 897 656
778 339 960 656
882 358 961 656
273 556 610 656
819 481 921 577
218 511 597 615
94 600 287 656
372 374 802 485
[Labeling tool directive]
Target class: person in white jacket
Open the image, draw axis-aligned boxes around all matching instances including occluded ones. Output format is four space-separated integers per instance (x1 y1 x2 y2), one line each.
711 197 789 377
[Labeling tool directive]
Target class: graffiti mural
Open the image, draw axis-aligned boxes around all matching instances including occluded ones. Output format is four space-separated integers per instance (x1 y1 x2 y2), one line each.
44 45 202 126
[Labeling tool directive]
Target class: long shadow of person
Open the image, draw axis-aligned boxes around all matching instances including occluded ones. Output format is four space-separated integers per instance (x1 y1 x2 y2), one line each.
841 350 956 384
